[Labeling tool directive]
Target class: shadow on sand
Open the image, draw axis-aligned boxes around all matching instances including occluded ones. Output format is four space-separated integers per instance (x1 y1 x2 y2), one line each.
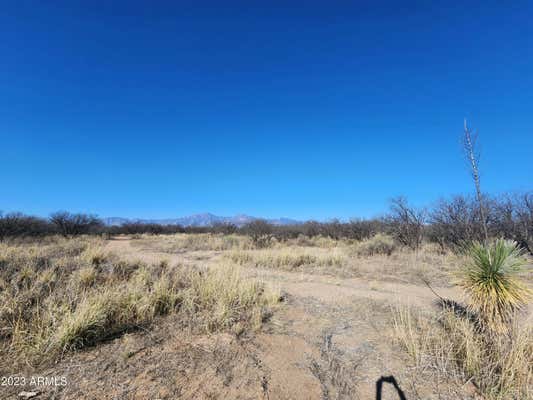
375 375 407 400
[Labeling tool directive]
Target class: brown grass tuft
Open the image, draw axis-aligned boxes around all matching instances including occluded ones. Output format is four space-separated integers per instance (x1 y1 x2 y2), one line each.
0 237 279 369
393 305 533 399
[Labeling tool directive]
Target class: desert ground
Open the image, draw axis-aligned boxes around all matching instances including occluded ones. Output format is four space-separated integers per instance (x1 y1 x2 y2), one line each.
1 234 531 400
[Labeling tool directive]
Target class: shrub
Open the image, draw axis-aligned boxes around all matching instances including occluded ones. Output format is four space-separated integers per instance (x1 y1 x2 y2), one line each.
109 222 184 235
355 234 396 256
0 212 54 240
242 220 273 248
387 197 425 250
211 222 238 235
428 192 533 253
50 211 103 237
185 264 279 331
458 239 531 332
428 195 485 250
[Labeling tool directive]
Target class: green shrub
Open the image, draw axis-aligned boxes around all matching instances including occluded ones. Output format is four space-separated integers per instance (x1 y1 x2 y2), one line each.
458 239 531 332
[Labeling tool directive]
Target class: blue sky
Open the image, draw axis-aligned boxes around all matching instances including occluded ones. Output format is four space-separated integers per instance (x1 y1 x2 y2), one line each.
1 1 532 220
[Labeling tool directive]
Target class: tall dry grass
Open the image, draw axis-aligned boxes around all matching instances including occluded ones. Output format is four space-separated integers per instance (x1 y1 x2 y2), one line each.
393 305 533 399
226 247 346 272
393 240 532 398
130 233 254 252
224 242 456 286
354 233 397 256
131 233 357 253
0 237 278 369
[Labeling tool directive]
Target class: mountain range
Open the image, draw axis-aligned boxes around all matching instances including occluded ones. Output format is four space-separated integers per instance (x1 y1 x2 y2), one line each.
103 213 301 227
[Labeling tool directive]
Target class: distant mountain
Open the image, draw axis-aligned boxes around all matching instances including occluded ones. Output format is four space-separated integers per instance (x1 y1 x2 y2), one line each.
104 217 132 226
102 213 301 227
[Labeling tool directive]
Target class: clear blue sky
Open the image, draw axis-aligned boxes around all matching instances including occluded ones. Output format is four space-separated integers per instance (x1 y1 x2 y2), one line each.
1 1 532 220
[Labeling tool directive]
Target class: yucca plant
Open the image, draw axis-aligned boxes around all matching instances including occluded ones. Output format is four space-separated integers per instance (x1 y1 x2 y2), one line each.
459 239 531 332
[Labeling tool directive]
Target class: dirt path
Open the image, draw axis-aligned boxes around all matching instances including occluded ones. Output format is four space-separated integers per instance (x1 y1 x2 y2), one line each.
102 237 469 400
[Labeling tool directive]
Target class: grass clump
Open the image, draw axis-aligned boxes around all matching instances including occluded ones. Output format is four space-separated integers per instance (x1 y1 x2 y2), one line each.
55 291 119 351
132 233 254 252
393 305 533 399
76 266 98 288
184 264 279 331
288 235 345 248
355 234 397 256
0 238 279 369
226 247 345 271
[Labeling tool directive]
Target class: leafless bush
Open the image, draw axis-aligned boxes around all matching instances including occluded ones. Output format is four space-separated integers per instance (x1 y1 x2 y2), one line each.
109 222 184 235
320 219 344 240
387 197 425 250
428 192 533 253
301 221 323 237
2 190 530 251
242 219 274 248
287 219 382 241
343 219 381 241
50 211 103 237
211 222 238 235
0 212 53 240
492 192 533 253
309 334 360 400
428 195 485 250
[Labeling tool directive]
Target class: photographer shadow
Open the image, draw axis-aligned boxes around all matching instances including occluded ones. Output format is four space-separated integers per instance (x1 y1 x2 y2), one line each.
375 375 407 400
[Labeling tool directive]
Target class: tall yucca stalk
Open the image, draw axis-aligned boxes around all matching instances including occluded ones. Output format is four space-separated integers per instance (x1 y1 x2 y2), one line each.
463 119 489 244
460 239 531 332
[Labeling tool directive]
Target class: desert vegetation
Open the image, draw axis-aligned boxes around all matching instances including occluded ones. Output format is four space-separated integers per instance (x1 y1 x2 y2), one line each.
135 231 531 398
393 303 532 399
0 223 530 398
227 247 346 272
131 232 254 252
391 238 531 399
393 239 532 399
388 125 533 399
0 236 279 371
2 191 532 255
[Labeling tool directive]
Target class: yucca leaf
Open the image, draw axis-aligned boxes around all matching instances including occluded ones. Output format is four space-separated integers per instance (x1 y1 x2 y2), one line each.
459 239 531 332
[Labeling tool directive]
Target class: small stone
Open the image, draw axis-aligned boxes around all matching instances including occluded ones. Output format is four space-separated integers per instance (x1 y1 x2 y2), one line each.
18 391 39 399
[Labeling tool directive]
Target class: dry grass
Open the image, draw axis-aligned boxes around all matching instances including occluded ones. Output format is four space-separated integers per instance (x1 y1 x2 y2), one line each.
354 233 397 256
351 244 459 285
393 305 533 399
130 233 254 252
132 233 456 284
309 334 360 400
0 237 279 369
2 233 530 398
226 247 346 272
131 233 355 254
225 243 457 285
283 235 351 248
